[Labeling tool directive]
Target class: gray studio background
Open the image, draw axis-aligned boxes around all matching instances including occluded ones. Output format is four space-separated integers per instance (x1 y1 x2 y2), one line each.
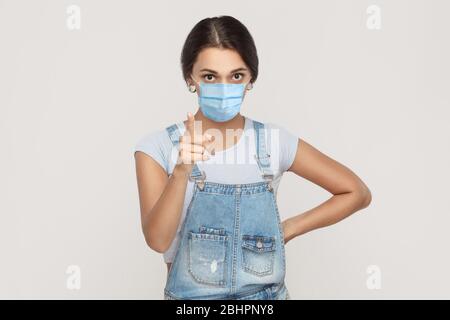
1 0 449 299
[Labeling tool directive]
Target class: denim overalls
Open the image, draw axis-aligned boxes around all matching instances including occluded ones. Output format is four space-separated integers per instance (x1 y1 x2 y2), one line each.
163 120 290 300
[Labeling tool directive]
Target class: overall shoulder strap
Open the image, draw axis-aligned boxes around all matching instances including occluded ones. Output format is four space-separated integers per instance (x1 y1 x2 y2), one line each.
252 120 274 182
166 123 182 146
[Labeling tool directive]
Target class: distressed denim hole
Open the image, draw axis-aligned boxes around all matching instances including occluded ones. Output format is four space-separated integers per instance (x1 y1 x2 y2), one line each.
188 230 228 286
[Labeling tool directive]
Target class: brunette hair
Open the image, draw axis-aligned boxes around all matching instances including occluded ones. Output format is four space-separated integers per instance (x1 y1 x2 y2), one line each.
181 16 259 84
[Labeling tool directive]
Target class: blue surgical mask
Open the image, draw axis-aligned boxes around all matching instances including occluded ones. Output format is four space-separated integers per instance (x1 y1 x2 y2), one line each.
197 82 247 122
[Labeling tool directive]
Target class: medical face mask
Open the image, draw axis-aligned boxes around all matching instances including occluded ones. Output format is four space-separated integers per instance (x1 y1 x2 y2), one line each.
197 82 247 122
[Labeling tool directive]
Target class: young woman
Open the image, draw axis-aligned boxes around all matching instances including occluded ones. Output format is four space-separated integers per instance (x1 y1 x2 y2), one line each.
134 16 371 300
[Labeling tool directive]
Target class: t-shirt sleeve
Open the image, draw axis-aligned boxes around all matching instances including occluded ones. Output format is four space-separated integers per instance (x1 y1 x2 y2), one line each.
133 129 173 174
266 122 299 173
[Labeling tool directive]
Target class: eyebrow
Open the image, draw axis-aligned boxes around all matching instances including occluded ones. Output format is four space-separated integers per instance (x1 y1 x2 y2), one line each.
199 67 248 74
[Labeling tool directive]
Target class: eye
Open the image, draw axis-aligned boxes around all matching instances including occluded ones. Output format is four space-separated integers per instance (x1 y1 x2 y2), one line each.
203 74 215 82
233 73 244 81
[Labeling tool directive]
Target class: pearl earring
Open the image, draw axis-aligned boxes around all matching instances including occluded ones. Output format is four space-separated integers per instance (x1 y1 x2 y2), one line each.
188 84 196 93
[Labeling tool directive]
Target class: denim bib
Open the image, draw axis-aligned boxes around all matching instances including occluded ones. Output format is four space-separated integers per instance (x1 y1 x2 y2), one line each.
163 120 290 300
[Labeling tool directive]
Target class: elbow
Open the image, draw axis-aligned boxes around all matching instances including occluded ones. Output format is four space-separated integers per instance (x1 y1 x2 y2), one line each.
143 224 170 253
145 237 169 253
145 234 170 253
355 184 372 210
141 213 171 253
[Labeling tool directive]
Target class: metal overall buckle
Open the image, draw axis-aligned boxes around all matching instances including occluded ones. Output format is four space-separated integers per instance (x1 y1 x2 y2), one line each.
263 173 274 192
254 154 274 192
189 170 206 191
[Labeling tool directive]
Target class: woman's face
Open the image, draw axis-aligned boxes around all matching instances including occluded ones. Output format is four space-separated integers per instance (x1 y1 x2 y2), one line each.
189 47 252 95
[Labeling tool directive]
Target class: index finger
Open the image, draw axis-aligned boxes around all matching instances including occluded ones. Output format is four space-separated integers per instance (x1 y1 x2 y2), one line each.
185 112 195 137
185 112 203 145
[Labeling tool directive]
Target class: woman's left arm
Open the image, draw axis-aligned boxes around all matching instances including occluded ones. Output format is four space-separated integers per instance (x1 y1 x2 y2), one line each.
282 138 372 244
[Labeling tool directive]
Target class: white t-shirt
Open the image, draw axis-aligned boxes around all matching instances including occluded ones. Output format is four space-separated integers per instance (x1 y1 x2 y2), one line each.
134 116 299 263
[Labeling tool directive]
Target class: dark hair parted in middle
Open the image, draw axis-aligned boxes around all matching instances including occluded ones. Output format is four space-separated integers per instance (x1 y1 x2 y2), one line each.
181 15 259 85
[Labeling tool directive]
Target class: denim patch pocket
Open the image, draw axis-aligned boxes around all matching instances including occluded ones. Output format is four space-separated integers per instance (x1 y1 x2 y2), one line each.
241 235 276 276
188 227 228 286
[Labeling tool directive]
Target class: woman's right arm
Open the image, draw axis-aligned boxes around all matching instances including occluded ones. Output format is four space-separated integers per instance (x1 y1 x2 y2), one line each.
134 113 213 253
135 153 190 253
